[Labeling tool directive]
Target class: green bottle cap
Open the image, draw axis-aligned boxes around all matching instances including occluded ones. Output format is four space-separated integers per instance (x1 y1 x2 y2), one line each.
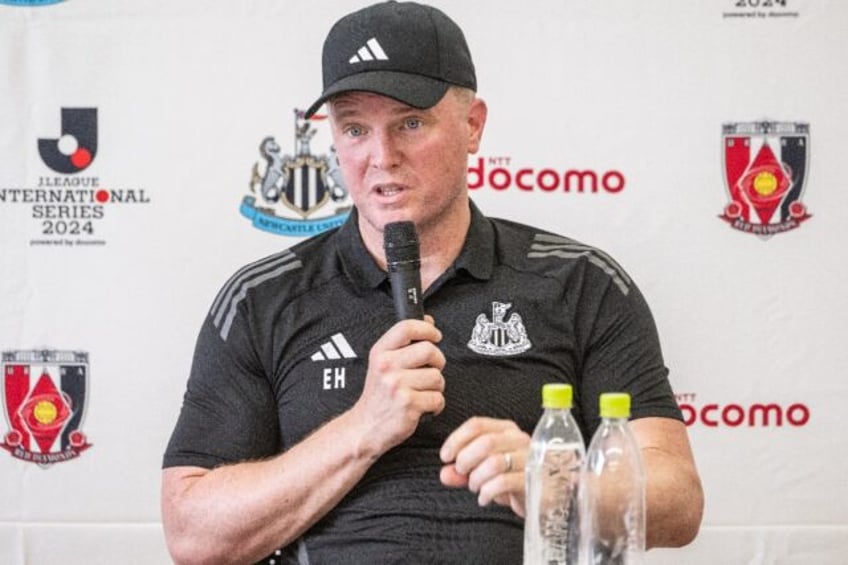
542 383 573 409
599 392 631 419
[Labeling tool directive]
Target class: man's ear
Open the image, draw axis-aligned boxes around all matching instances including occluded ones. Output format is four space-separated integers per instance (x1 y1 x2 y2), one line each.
467 97 488 155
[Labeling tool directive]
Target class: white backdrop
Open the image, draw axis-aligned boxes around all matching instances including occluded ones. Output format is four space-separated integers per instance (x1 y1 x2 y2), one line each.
1 0 846 563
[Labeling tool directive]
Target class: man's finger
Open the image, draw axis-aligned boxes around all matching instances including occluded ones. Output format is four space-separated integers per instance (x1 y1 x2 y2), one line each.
439 417 514 463
439 464 468 488
375 318 442 351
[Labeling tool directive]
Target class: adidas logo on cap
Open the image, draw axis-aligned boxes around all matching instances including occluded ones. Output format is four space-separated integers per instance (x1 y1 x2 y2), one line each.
349 37 388 64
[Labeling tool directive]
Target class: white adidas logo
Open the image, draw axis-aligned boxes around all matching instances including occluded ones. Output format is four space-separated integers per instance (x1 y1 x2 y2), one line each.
349 37 388 64
311 333 357 361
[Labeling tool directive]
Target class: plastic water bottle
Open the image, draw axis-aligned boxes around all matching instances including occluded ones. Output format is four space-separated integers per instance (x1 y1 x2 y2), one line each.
524 383 586 565
579 392 645 565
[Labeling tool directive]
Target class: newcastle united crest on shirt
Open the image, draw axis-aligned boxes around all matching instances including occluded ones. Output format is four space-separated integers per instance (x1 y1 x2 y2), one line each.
720 121 811 237
241 109 352 238
468 302 532 356
2 349 91 467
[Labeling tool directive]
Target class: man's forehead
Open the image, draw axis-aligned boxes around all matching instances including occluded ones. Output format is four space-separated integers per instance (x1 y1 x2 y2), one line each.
329 91 437 116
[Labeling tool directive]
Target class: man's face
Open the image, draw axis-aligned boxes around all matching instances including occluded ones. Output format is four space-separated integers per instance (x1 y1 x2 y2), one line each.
328 89 486 245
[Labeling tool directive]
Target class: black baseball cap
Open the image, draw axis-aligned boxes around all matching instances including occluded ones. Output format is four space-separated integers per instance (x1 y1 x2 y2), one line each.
304 1 477 118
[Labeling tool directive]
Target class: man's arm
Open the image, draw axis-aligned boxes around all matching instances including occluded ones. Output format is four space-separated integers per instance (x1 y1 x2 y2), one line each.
163 412 372 565
161 319 446 565
162 408 384 565
630 416 704 549
439 416 703 550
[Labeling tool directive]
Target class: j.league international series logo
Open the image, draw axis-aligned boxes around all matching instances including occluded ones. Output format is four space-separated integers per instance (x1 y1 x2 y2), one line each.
720 121 811 237
2 349 91 467
241 109 351 237
0 106 152 245
38 108 98 174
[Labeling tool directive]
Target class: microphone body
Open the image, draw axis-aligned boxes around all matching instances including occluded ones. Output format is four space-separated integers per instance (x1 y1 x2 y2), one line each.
383 221 436 422
383 221 424 321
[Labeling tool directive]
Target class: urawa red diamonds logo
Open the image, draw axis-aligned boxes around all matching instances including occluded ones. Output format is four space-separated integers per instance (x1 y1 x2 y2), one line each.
720 121 811 237
2 349 91 467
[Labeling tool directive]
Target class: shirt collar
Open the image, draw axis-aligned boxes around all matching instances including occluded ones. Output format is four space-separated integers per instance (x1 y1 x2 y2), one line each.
453 200 495 281
335 208 386 289
335 200 495 290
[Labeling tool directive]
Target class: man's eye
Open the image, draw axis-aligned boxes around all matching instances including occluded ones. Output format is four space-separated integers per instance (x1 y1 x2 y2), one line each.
345 126 364 137
404 118 421 129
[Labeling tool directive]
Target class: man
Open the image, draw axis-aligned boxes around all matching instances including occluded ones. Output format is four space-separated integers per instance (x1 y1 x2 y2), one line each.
161 2 703 564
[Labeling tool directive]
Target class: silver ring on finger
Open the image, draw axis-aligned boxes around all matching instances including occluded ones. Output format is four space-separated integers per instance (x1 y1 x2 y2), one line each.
504 451 513 473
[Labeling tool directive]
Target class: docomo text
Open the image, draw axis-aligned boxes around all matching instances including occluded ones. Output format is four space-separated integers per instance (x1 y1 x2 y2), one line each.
678 400 810 428
468 157 626 194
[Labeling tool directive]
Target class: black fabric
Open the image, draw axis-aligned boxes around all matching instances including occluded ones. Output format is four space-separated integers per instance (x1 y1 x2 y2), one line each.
306 1 476 117
164 201 681 563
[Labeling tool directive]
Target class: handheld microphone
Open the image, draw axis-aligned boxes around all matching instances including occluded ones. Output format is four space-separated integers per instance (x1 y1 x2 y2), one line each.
384 221 437 423
383 221 425 321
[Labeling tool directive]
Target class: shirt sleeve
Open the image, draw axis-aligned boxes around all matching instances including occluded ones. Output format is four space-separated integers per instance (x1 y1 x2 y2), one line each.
571 263 682 439
163 304 280 469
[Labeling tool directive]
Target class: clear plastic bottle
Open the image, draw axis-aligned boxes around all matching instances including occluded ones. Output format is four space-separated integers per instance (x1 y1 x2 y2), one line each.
579 392 645 565
524 383 586 565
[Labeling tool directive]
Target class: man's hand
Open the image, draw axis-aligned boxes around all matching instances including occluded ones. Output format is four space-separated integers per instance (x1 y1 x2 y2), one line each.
350 316 446 457
439 417 530 517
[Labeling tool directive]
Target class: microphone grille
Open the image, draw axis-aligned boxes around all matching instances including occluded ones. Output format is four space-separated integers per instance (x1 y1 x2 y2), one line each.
383 221 420 263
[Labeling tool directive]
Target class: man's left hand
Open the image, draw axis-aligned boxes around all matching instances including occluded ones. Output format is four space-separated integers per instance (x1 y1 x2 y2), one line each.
439 417 530 517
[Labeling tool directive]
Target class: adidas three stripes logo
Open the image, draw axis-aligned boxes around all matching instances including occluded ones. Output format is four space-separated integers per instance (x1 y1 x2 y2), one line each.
349 38 388 64
311 333 357 361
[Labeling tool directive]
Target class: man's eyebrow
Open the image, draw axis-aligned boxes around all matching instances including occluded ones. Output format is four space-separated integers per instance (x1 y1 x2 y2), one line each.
329 103 363 121
329 105 354 121
330 97 431 120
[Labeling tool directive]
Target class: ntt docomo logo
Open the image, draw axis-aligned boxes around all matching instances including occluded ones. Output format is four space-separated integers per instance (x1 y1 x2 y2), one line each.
676 394 810 428
468 157 626 193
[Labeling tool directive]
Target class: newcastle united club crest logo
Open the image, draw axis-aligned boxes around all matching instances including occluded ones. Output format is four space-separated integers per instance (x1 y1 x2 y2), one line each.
2 349 91 467
241 109 351 237
468 302 532 356
721 121 811 237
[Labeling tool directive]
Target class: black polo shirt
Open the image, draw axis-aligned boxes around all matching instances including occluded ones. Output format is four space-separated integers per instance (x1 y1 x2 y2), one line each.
164 201 681 564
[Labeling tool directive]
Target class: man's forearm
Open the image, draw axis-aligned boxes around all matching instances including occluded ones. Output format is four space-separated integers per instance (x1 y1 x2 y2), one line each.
642 445 704 549
162 409 380 565
628 417 704 549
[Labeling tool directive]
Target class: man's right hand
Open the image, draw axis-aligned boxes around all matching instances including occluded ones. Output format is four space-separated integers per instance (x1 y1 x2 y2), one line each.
350 315 446 457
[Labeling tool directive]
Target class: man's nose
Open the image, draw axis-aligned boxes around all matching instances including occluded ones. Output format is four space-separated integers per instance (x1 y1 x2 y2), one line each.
370 130 401 170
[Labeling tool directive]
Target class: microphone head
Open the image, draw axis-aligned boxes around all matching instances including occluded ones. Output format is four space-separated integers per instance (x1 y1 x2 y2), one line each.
383 221 420 264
